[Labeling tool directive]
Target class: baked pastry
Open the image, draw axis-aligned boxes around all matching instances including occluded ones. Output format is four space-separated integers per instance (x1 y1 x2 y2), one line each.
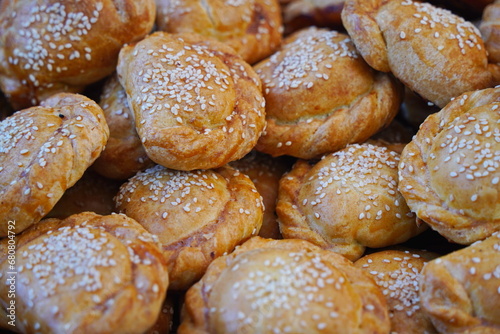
277 142 426 261
398 87 500 244
230 150 291 239
117 32 266 171
254 27 402 159
179 237 390 334
92 74 154 180
281 0 345 34
0 212 169 333
355 249 438 334
0 0 156 109
46 170 122 219
155 0 283 65
342 0 493 108
0 93 109 237
480 0 500 63
419 232 500 333
115 164 263 290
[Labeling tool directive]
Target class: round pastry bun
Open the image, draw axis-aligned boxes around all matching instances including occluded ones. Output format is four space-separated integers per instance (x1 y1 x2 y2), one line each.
0 212 169 333
155 0 283 65
419 232 500 333
0 0 156 109
179 237 390 334
0 93 109 237
342 0 493 108
277 143 426 261
254 27 402 159
398 87 500 244
115 164 264 290
117 32 266 171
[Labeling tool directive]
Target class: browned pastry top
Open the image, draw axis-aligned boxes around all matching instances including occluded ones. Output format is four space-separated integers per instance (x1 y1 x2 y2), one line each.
419 232 500 333
0 212 169 333
156 0 283 64
0 93 109 237
117 32 266 171
277 143 425 261
0 0 156 109
398 87 500 244
342 0 493 108
179 237 390 334
115 164 264 290
254 27 402 159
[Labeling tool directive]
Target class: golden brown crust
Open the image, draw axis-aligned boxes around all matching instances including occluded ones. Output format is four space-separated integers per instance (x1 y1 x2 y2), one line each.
0 0 156 109
254 27 402 159
355 250 438 334
0 212 169 333
179 237 390 334
342 0 493 108
115 164 264 290
92 74 154 180
480 0 500 63
229 151 291 239
155 0 283 65
117 32 266 171
398 87 500 244
419 233 500 333
0 93 109 237
277 143 426 261
46 170 122 219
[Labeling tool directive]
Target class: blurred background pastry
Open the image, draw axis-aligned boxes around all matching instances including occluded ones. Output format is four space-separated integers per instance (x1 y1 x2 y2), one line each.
155 0 283 65
0 0 156 109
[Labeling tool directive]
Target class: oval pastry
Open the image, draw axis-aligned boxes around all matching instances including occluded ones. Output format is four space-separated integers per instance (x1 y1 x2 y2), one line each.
117 32 266 171
277 143 425 261
0 212 169 333
0 93 109 237
419 232 500 333
254 27 402 159
0 0 156 109
115 164 263 290
156 0 283 65
398 87 500 244
342 0 493 108
179 237 390 334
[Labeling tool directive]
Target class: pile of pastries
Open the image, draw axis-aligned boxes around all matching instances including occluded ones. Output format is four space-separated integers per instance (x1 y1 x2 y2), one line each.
0 0 499 333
